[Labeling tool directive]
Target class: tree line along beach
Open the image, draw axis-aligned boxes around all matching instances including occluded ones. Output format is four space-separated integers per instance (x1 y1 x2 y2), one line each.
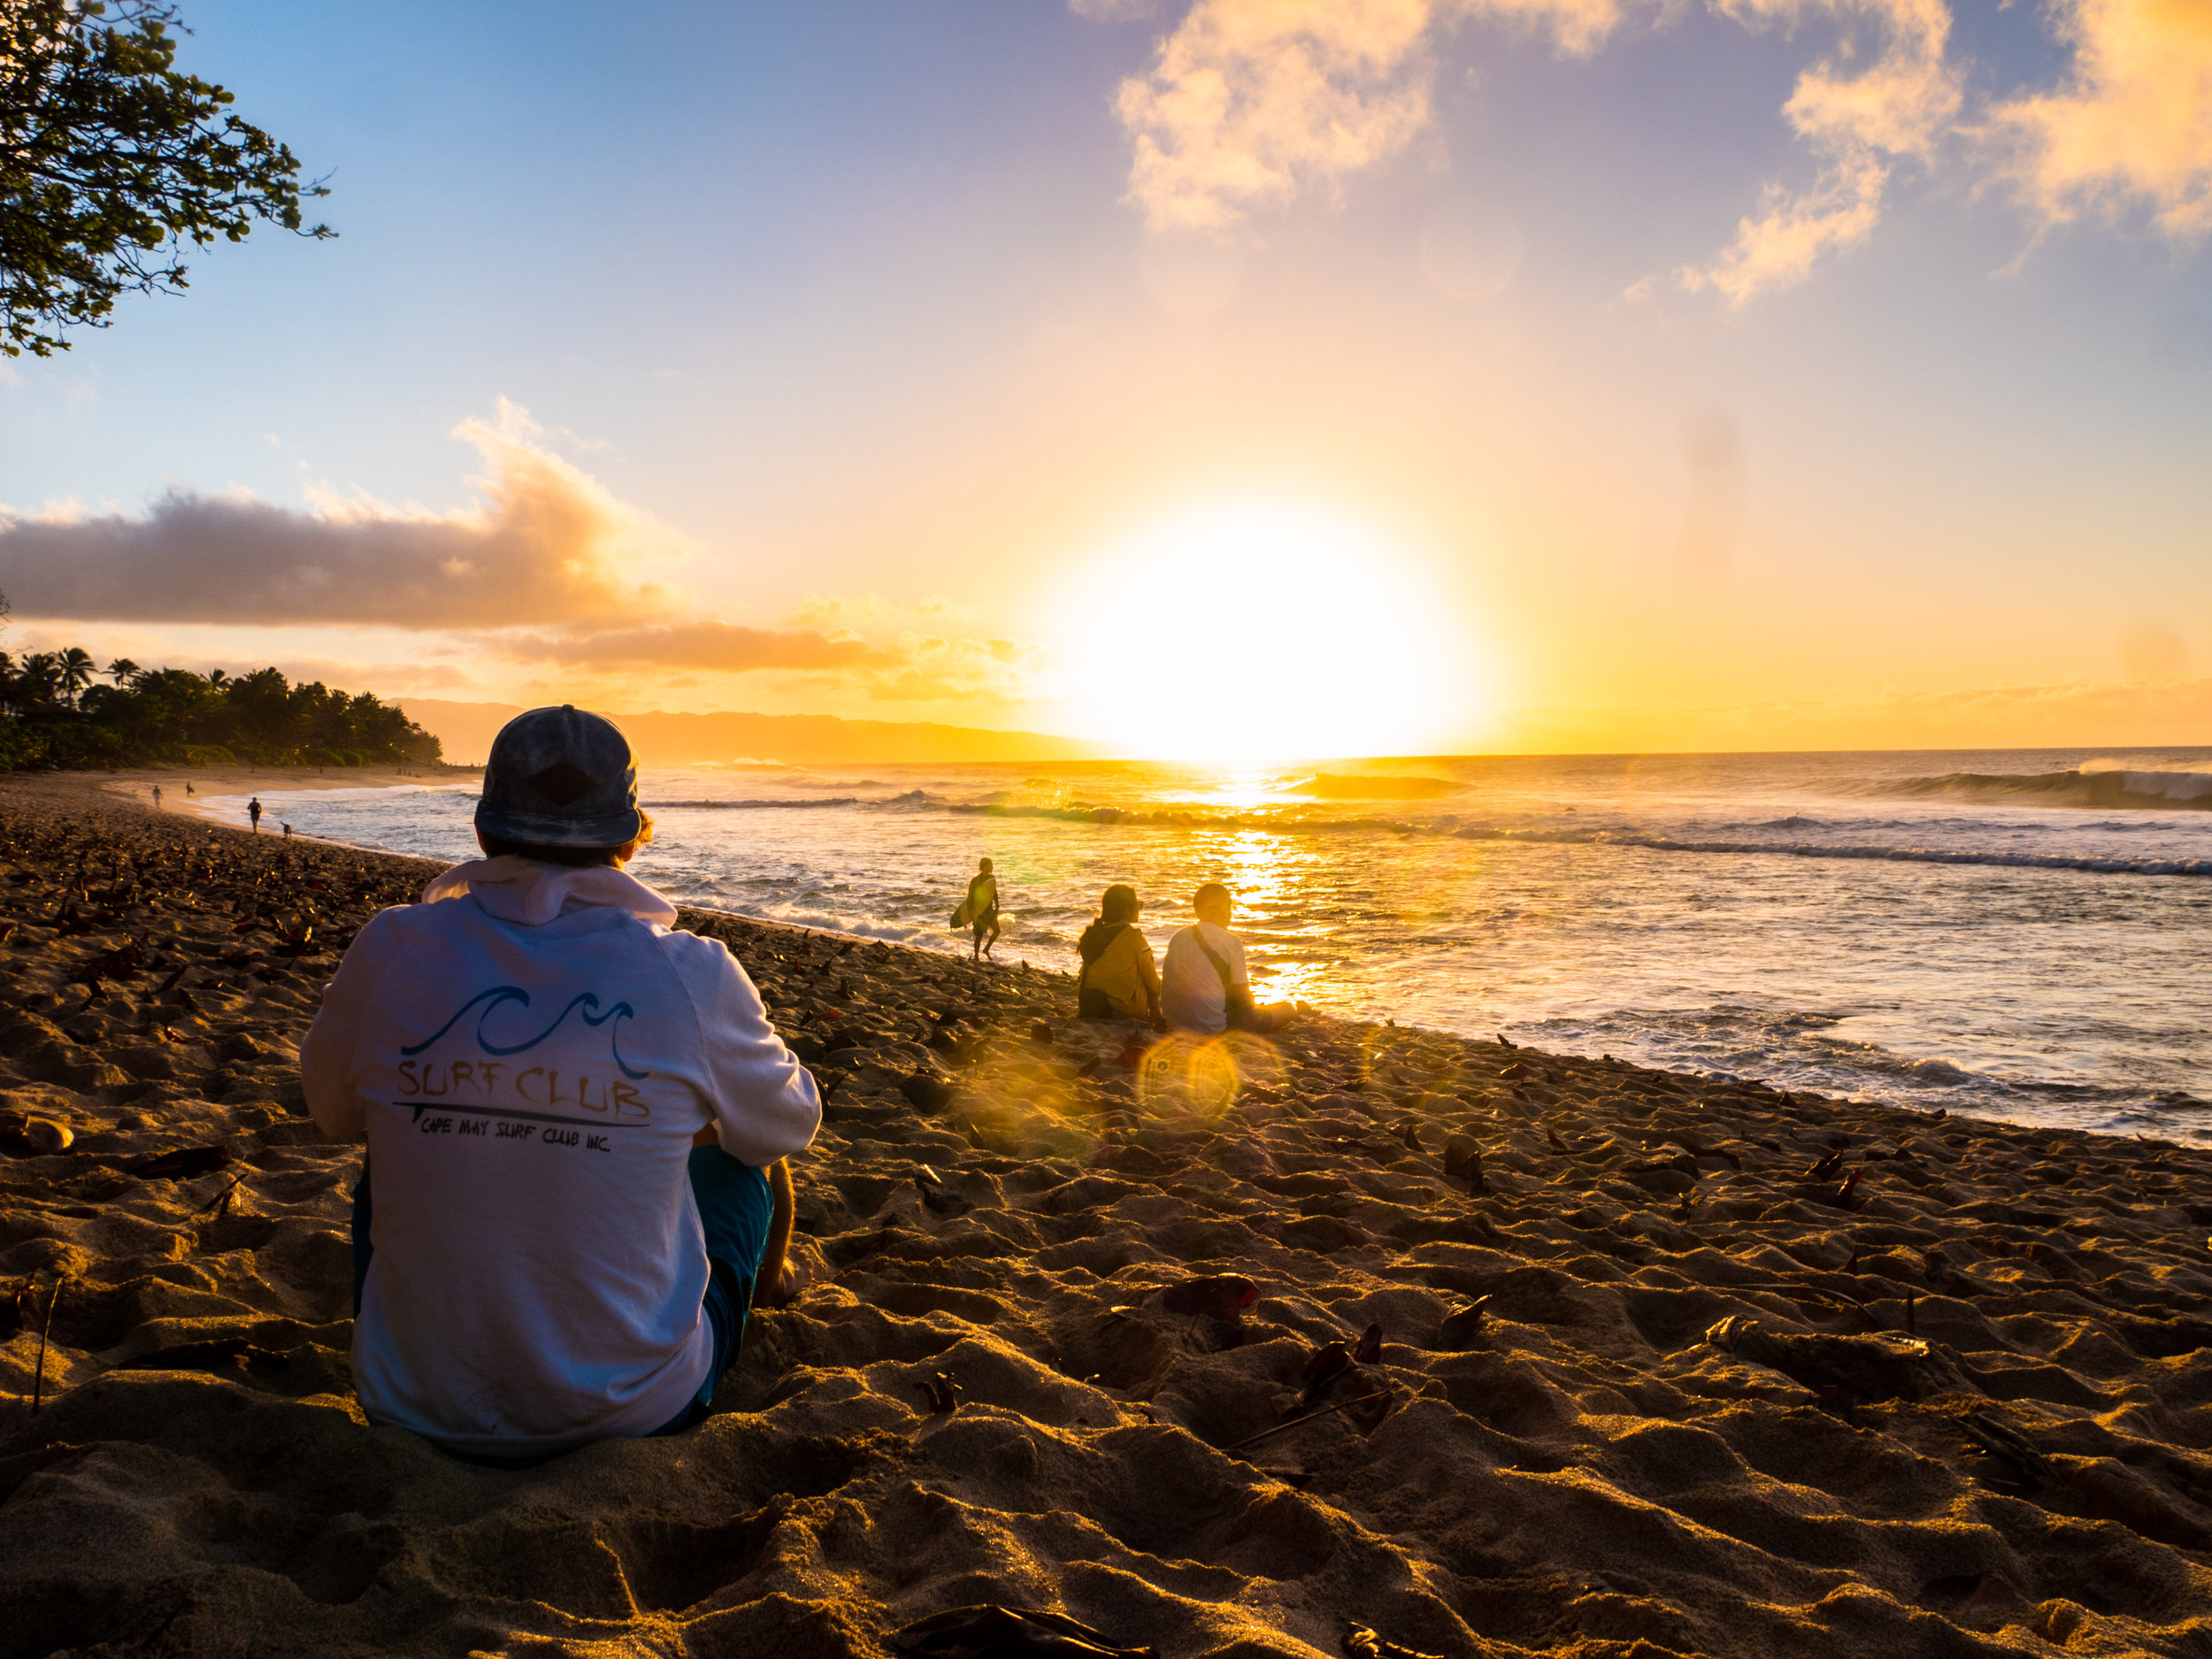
4 774 2212 1656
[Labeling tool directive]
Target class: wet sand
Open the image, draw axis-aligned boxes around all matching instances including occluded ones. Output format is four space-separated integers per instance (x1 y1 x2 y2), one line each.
4 773 2212 1656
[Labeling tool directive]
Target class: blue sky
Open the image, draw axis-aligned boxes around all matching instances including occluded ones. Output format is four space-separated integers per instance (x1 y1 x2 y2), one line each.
3 0 2208 754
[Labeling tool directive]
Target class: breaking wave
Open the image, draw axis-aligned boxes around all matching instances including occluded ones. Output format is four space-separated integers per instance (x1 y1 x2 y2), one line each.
642 797 863 810
1444 824 2212 877
1889 766 2212 810
823 787 2212 876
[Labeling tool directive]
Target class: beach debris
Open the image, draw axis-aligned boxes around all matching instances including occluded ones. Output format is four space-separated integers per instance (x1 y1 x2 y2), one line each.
1299 1340 1356 1406
130 1145 231 1181
1904 1293 1917 1335
912 1370 964 1415
1226 1388 1394 1454
1958 1411 2054 1488
1703 1316 1962 1402
1388 1118 1425 1153
1159 1274 1259 1322
1343 1623 1448 1659
1500 1061 1529 1079
1029 1019 1055 1045
1353 1322 1384 1365
1441 1136 1487 1192
1495 1033 1516 1049
1805 1148 1846 1181
2 1115 73 1154
199 1173 248 1216
899 1072 956 1114
1668 1133 1740 1169
914 1168 968 1217
1672 1189 1701 1219
1437 1299 1489 1349
890 1603 1156 1659
31 1277 63 1414
1802 1166 1866 1210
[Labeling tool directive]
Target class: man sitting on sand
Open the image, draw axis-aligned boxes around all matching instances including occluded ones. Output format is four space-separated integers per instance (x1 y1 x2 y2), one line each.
1161 881 1299 1035
303 704 821 1461
1076 884 1164 1028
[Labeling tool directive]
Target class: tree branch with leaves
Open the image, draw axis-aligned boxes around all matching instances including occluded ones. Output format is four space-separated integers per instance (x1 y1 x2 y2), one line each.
0 0 332 357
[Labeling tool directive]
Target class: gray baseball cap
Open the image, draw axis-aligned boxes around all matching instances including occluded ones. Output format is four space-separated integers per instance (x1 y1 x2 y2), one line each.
474 705 642 847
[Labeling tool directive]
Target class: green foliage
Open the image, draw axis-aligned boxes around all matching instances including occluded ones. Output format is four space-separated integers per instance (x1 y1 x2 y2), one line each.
0 646 442 771
1 0 332 357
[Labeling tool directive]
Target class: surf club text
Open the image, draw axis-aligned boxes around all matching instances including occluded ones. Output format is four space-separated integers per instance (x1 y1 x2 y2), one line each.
393 1058 649 1121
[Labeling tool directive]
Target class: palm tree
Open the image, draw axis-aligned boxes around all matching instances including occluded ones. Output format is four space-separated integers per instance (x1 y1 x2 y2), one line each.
58 647 95 710
208 667 230 690
19 653 62 707
104 657 141 687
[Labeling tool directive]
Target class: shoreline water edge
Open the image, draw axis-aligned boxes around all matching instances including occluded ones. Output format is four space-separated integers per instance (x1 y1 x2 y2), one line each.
6 775 2212 1655
168 751 2212 1146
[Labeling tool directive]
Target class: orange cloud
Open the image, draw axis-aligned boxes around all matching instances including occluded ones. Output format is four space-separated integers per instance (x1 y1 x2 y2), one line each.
0 404 685 628
1991 0 2212 237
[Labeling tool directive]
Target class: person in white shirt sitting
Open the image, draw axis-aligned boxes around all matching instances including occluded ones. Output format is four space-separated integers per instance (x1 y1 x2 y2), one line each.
303 705 821 1462
1159 881 1300 1036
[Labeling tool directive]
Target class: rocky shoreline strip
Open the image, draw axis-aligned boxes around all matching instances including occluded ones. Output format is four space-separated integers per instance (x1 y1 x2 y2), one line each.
3 775 2211 1657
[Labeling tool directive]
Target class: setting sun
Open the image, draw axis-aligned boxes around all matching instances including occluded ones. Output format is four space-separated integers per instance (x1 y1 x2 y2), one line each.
1045 503 1476 761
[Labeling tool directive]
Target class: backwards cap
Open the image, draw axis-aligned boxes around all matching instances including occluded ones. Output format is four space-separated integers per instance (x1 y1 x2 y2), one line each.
475 704 642 848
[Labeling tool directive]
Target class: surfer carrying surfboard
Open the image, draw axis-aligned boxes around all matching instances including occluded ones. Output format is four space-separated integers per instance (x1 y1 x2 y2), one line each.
951 856 1002 962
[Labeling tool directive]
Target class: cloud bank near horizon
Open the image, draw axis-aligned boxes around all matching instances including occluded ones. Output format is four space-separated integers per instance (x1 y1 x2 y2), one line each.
0 406 1041 708
1088 0 2212 300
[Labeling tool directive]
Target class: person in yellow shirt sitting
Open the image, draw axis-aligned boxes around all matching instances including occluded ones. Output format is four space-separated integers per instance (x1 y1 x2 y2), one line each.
1075 884 1164 1028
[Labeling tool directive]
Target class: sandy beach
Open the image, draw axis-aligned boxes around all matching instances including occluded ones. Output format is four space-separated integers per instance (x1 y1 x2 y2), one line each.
5 773 2212 1657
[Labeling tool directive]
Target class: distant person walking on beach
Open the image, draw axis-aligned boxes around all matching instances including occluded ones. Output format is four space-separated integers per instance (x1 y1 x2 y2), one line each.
150 784 161 808
1162 882 1299 1036
1076 884 1164 1028
184 781 194 796
247 796 263 832
282 821 293 839
303 703 821 1459
952 856 1002 962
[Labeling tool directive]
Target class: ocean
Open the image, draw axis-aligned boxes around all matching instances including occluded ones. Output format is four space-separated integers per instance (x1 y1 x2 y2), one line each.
204 747 2212 1143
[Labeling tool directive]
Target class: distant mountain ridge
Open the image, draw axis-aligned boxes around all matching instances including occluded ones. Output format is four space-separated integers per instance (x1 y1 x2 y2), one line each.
397 700 1099 767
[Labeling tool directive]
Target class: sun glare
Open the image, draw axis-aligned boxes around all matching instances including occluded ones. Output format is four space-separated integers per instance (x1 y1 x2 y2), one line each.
1048 503 1473 761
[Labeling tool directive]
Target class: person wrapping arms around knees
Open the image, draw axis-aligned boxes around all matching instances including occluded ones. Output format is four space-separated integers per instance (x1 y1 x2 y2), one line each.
1075 883 1164 1031
302 704 821 1463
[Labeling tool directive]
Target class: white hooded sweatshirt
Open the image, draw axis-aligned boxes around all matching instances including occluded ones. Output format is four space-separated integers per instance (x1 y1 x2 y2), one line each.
303 856 819 1458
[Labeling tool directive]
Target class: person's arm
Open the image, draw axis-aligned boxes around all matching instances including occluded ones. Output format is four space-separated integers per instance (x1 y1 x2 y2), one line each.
300 918 391 1143
1137 935 1164 1024
672 935 822 1165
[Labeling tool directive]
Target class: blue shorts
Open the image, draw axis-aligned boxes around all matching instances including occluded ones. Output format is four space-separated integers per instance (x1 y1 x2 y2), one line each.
349 1146 775 1440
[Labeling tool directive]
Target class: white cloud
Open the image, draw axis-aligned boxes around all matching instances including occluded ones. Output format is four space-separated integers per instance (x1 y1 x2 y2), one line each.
1990 0 2212 238
1112 0 1447 233
1678 0 1960 302
1102 0 1971 300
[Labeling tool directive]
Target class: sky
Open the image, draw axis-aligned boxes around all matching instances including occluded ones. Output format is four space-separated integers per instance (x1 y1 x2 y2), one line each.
3 0 2210 757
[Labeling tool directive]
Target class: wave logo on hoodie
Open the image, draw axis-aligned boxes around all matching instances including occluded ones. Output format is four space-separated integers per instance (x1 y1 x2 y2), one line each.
402 986 649 1080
